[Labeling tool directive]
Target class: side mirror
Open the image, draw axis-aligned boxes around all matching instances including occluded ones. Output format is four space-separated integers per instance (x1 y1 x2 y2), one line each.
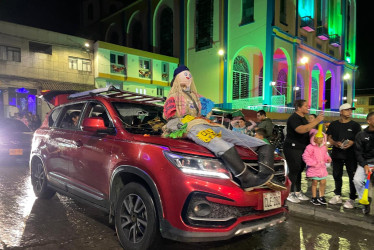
81 117 107 132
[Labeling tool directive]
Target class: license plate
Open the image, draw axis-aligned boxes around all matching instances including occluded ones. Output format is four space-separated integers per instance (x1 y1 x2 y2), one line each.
263 191 281 211
9 149 23 155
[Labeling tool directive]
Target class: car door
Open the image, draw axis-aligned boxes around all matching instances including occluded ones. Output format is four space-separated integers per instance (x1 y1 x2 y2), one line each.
68 101 116 204
45 102 85 191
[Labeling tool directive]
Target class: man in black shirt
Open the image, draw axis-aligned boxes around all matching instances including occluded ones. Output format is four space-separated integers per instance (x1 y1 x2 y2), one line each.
283 100 324 203
353 112 374 213
327 103 361 209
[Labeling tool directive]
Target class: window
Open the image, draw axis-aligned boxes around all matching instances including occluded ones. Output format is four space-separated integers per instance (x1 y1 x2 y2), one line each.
232 56 249 100
369 97 374 106
88 3 93 20
279 0 287 25
195 0 213 51
29 42 52 55
48 107 63 127
357 97 366 105
68 57 92 72
86 102 112 127
161 62 169 81
139 58 151 78
110 53 126 74
57 103 85 130
241 0 254 25
157 87 164 97
0 45 21 62
159 7 173 56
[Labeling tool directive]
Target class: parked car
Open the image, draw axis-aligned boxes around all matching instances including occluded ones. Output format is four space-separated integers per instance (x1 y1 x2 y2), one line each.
0 118 33 163
30 86 291 250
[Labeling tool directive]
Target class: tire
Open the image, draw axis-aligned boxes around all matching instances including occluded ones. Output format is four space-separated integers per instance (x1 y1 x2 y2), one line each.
30 158 56 199
115 182 160 250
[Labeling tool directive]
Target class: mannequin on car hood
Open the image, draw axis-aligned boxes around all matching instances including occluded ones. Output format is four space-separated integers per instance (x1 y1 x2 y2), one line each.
162 65 285 191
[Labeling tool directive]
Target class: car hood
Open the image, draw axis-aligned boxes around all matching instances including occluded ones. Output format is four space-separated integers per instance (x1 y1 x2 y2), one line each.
131 134 258 159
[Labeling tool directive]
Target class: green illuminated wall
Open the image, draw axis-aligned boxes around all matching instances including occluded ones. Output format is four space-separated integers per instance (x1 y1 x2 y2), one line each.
328 0 343 36
298 0 314 18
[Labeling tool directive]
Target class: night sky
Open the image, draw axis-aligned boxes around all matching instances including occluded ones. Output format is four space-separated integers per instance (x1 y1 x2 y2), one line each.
0 0 372 93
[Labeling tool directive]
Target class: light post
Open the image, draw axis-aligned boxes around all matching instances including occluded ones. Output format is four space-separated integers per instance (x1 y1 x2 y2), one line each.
294 86 300 102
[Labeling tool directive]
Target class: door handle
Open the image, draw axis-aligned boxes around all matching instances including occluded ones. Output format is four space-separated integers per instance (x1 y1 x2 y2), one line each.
73 140 83 148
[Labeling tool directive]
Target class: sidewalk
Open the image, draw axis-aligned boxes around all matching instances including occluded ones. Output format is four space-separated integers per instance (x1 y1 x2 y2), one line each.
287 167 374 231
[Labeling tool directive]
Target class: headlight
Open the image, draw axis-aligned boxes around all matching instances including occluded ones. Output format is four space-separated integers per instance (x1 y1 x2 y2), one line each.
164 151 231 179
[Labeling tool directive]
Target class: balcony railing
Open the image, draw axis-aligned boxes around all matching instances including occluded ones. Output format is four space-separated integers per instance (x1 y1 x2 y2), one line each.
316 26 329 41
245 105 367 119
329 34 341 47
300 16 315 32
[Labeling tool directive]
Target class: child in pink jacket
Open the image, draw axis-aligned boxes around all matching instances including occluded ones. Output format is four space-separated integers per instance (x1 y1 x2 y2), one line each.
302 127 332 205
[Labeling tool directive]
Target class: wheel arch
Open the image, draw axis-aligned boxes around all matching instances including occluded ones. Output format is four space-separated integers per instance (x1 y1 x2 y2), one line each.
109 165 164 225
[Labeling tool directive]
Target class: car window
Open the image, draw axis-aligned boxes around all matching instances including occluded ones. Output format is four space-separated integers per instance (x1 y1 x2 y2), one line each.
112 102 165 135
48 107 63 127
85 102 113 127
56 103 85 130
0 118 31 133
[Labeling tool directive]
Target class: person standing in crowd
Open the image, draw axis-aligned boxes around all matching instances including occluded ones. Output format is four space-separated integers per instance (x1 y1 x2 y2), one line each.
283 100 324 203
302 125 331 205
255 110 274 140
327 103 361 209
353 111 374 214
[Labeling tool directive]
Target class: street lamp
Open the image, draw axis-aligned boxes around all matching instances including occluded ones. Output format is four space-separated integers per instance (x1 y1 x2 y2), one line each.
300 57 309 64
343 73 351 80
294 86 300 101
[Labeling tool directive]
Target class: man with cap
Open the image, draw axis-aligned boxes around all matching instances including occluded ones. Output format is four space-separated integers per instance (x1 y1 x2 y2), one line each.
327 103 361 208
163 65 285 191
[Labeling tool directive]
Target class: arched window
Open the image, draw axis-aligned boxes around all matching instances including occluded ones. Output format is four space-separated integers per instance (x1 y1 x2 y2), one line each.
195 0 213 51
275 69 287 97
325 77 331 109
232 56 249 100
131 20 143 50
296 73 304 100
87 3 93 20
159 7 173 56
109 32 119 45
241 0 254 25
311 77 318 109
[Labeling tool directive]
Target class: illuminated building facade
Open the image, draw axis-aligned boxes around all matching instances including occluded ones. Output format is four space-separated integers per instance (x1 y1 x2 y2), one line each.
0 21 95 118
80 0 357 113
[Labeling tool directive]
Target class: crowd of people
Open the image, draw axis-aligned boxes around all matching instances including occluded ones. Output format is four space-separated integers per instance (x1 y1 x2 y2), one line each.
284 100 374 214
13 111 41 131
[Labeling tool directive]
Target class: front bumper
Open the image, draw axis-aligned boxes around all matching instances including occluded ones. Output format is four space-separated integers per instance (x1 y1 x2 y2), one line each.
160 208 288 242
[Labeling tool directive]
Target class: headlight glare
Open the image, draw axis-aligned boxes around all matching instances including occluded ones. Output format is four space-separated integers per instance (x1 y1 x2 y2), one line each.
164 151 231 179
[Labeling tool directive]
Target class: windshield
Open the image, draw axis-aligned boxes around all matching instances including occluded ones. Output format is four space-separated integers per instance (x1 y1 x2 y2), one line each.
0 119 31 133
112 102 166 135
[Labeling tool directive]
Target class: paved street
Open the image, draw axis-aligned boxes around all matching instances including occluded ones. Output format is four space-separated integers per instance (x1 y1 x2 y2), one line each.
1 162 374 250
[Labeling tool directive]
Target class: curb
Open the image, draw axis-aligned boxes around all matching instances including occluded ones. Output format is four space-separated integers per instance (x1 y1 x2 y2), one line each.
287 202 374 231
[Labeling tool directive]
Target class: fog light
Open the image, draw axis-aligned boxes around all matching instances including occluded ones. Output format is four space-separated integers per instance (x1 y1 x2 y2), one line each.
193 202 211 217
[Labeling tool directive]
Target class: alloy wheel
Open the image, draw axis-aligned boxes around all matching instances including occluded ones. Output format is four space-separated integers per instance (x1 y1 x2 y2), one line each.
33 161 45 193
119 194 148 243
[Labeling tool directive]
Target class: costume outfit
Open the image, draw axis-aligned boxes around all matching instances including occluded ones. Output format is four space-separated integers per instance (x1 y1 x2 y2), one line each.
257 118 274 140
353 127 374 199
163 66 284 190
302 131 331 180
232 126 247 134
326 120 361 200
283 112 309 192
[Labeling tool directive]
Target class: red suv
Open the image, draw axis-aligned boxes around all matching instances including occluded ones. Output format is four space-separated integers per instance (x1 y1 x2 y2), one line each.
30 86 290 250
